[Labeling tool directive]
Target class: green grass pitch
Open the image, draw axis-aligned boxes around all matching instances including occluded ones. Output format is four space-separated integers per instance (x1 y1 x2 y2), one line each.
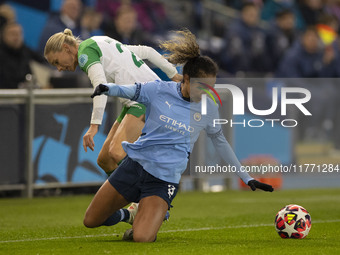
0 188 339 255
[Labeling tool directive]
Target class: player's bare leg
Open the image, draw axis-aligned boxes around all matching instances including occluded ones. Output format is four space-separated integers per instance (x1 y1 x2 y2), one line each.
97 120 120 173
108 113 144 165
132 196 168 242
97 114 144 174
83 180 129 228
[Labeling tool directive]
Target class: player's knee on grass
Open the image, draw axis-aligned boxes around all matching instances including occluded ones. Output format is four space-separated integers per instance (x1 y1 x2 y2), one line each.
83 218 95 228
132 231 157 243
83 211 100 228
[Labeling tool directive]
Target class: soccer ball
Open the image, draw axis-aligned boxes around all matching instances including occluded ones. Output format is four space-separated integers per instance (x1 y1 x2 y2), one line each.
274 204 312 239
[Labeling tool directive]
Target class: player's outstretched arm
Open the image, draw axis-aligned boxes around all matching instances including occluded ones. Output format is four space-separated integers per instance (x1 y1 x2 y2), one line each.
126 45 178 80
208 131 274 192
91 83 137 99
83 63 108 152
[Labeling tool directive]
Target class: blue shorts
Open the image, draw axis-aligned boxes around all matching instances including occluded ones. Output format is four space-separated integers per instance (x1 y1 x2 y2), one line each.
108 157 179 208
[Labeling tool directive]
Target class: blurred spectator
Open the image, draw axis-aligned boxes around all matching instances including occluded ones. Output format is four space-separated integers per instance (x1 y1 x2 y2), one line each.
80 7 103 39
223 0 262 10
275 27 337 140
0 3 16 23
315 14 339 76
325 36 340 147
222 0 245 10
275 26 335 77
221 2 270 75
0 3 16 35
321 13 339 32
133 0 172 35
316 13 338 47
97 0 172 37
0 22 46 89
324 0 340 32
297 0 325 27
261 0 305 30
38 0 83 54
102 4 147 45
266 9 297 72
95 0 121 17
315 11 340 148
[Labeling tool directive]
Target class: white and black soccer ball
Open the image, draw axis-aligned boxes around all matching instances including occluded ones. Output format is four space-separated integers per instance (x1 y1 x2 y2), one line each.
274 204 312 239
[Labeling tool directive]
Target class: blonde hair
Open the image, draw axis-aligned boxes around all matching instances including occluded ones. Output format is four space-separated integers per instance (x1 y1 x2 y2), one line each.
160 29 200 65
44 28 81 57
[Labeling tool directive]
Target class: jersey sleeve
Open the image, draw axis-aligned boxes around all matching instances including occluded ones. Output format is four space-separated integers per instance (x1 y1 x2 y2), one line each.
87 63 107 87
78 40 106 125
130 80 161 106
205 104 253 184
208 130 253 184
105 81 161 106
205 102 222 135
87 62 108 125
126 45 178 78
78 39 102 74
105 84 137 99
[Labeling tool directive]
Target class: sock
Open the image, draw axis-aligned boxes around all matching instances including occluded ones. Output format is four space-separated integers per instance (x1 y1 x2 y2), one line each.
121 208 130 222
101 209 130 226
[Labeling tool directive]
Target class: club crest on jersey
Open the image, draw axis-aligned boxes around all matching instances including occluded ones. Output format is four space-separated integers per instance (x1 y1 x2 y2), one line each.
194 112 201 121
78 54 88 68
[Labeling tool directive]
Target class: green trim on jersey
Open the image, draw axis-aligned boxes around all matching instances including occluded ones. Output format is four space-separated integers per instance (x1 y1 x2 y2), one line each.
78 38 103 74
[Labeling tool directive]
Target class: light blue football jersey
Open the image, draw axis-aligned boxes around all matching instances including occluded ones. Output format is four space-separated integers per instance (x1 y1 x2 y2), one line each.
104 80 253 184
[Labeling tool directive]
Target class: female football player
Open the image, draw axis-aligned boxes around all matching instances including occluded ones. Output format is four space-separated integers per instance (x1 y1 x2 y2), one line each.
84 29 274 242
44 29 182 176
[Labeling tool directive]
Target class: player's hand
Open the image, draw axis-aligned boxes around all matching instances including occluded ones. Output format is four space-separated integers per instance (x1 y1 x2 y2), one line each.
171 73 183 82
83 124 98 152
91 84 109 98
248 180 274 192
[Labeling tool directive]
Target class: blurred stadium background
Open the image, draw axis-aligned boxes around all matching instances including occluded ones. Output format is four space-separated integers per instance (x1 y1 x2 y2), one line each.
1 0 340 198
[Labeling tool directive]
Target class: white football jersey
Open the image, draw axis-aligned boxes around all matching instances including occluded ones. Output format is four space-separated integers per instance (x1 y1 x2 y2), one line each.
78 36 177 124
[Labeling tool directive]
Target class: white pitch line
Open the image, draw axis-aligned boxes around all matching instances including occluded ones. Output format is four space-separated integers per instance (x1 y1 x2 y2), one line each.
161 223 272 233
1 219 339 244
161 219 340 233
0 234 119 244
